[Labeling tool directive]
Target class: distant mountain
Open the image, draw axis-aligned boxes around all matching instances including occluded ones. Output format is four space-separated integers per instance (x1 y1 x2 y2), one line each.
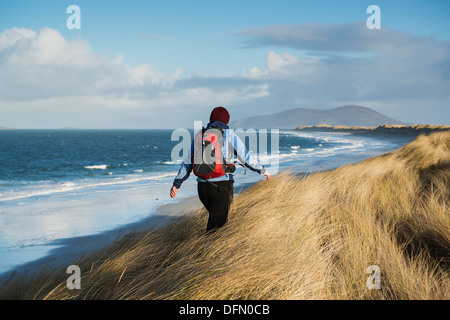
0 126 14 130
230 106 407 129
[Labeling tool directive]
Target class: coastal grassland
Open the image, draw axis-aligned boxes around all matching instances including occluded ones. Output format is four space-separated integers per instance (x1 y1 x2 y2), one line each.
296 124 450 137
0 131 449 300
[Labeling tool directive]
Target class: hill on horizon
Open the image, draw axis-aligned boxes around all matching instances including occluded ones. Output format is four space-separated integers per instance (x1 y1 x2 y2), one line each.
230 105 407 129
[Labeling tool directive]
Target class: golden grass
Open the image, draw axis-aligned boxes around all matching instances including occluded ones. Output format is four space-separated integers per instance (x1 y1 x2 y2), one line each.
0 132 449 300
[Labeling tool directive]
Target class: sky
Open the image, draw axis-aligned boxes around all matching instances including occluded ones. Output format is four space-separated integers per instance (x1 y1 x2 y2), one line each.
0 0 449 128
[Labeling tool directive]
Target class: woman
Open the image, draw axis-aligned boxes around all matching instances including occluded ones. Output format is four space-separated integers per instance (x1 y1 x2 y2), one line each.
170 106 270 232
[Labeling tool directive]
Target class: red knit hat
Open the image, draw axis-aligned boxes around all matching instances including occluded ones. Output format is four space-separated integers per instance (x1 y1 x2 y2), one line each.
209 106 230 124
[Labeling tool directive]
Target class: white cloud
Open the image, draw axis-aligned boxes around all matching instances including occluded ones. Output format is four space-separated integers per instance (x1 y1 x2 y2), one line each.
1 23 449 128
266 51 298 73
0 27 36 50
240 66 267 79
0 27 270 128
234 23 450 124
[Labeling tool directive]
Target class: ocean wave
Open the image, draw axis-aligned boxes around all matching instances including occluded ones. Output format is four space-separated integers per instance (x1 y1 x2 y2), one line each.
156 160 182 165
84 165 108 170
0 172 176 202
1 131 393 203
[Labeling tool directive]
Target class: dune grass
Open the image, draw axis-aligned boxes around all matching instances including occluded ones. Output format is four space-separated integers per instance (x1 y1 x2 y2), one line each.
297 124 450 136
0 131 449 300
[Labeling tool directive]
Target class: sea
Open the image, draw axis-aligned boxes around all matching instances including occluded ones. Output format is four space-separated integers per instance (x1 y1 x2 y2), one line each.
0 129 412 277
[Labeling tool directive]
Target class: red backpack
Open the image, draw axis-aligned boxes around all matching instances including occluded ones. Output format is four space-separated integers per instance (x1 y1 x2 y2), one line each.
192 127 236 179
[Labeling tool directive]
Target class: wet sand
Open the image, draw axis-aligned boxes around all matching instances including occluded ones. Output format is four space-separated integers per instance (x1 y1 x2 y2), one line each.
0 194 203 283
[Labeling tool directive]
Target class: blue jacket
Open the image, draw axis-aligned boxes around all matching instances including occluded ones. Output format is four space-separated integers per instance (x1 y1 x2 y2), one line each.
172 121 266 188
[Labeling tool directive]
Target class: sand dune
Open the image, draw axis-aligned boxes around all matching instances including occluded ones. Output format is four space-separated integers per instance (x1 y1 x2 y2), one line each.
1 131 448 300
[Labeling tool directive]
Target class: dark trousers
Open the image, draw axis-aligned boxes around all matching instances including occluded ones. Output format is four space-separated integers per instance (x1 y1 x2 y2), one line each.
197 180 234 232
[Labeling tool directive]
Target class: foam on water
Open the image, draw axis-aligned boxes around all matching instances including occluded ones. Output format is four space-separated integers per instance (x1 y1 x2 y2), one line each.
0 171 177 202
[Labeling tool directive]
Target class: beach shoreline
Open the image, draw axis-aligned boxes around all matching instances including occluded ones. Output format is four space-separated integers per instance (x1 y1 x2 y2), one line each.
0 131 412 285
0 194 203 284
295 124 450 138
0 180 262 284
0 131 447 300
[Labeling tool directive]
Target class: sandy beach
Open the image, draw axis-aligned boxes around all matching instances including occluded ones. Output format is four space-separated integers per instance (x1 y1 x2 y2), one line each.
0 178 261 284
0 130 413 285
0 193 203 283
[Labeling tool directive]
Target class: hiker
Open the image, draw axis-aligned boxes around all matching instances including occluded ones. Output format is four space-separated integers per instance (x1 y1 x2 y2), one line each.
170 106 271 232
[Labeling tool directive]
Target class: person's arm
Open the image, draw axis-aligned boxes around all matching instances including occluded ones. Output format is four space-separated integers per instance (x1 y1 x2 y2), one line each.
230 130 270 180
170 140 194 198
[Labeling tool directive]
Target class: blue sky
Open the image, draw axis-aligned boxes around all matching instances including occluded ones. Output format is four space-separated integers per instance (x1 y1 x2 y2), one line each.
0 0 449 128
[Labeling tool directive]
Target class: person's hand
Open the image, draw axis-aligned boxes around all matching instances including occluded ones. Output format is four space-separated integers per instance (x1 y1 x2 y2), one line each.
170 186 178 198
264 171 271 180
